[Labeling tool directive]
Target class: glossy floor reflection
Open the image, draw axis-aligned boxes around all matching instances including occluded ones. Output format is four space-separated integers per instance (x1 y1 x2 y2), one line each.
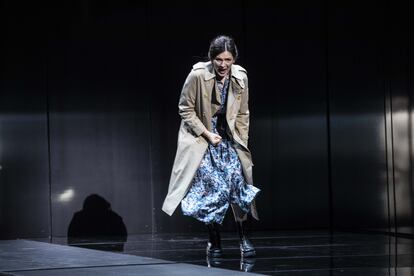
48 231 414 275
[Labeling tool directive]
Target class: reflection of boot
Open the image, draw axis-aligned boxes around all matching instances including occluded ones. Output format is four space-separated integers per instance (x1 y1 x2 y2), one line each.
206 223 222 258
240 258 256 272
206 256 222 268
236 221 256 257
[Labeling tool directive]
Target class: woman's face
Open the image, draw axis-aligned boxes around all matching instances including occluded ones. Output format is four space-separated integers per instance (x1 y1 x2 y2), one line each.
212 51 234 78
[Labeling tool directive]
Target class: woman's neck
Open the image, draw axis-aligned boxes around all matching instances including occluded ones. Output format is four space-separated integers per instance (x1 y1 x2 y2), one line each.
217 75 229 84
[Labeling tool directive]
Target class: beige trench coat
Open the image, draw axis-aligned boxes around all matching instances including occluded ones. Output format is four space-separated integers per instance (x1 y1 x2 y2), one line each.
161 61 258 220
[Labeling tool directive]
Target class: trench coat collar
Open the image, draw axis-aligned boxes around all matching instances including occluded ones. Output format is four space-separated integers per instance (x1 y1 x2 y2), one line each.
193 61 246 88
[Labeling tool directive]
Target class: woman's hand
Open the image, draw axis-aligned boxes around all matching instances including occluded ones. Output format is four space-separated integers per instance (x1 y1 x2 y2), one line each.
202 131 222 146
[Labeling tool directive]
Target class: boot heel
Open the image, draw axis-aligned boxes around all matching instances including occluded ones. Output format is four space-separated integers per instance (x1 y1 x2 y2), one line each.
236 221 256 258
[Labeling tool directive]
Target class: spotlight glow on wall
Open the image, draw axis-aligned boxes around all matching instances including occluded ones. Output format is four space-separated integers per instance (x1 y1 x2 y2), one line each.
58 189 75 202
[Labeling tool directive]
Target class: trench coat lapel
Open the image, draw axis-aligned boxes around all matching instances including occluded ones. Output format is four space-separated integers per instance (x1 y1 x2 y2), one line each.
203 63 215 81
227 77 242 120
204 64 215 96
204 80 214 101
227 65 245 119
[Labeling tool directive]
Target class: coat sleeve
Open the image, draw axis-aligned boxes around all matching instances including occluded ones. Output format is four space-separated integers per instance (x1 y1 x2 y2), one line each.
235 76 250 146
178 71 207 137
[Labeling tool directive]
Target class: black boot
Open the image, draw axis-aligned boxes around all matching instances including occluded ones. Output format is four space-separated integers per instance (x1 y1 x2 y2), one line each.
236 221 256 258
206 223 222 258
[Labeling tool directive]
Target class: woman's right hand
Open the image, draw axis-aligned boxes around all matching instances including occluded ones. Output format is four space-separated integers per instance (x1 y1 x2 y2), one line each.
203 131 222 146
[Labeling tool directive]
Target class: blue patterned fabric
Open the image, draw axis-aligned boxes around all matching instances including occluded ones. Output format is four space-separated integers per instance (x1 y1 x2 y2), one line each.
181 78 260 224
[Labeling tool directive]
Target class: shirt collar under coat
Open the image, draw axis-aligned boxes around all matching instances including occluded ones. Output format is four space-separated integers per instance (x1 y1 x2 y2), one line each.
192 61 246 89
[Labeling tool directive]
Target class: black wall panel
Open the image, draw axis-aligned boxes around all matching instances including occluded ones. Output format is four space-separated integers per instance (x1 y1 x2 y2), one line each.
328 1 390 229
0 2 50 238
46 2 153 236
387 2 414 235
245 1 330 230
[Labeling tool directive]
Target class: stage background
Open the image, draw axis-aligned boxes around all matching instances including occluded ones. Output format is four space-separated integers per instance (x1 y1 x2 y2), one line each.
1 1 413 239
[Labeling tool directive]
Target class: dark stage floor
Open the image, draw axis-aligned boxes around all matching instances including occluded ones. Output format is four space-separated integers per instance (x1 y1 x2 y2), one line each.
2 231 414 275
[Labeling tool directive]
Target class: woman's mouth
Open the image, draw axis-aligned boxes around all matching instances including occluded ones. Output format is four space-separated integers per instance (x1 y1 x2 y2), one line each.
218 68 227 74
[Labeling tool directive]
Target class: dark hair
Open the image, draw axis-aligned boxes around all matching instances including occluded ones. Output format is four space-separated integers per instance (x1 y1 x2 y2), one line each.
208 35 238 61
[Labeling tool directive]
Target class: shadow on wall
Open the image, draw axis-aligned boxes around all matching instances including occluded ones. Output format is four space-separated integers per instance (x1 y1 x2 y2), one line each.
67 194 128 252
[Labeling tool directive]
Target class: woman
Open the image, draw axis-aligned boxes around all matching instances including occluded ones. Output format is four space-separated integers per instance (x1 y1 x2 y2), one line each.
162 35 260 258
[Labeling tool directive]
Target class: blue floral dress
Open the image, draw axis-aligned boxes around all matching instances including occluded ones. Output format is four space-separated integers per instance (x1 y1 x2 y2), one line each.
181 77 260 224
